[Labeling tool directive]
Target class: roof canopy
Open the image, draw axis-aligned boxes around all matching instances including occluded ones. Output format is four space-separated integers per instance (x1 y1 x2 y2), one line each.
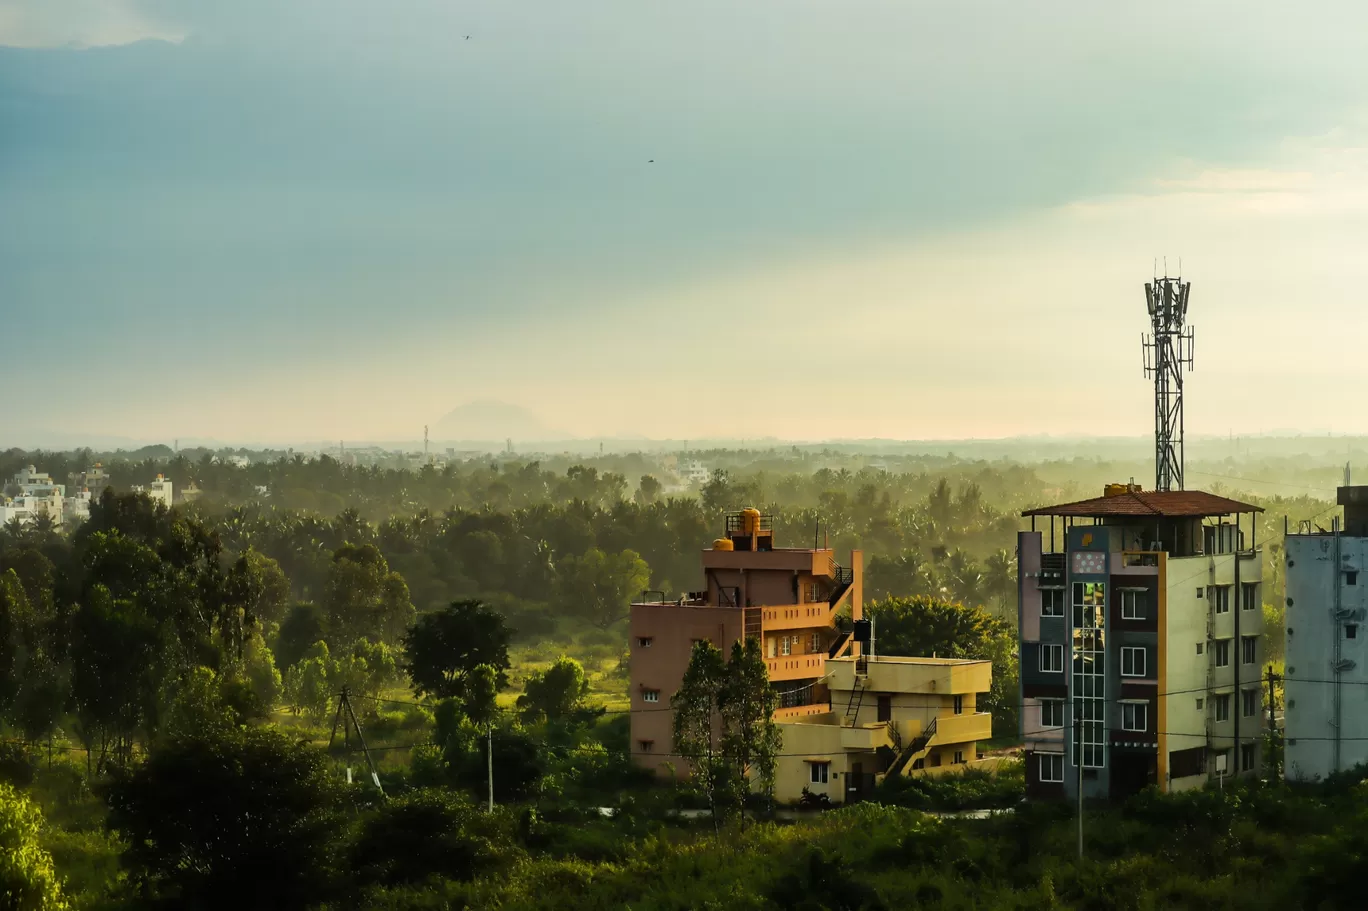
1022 489 1262 519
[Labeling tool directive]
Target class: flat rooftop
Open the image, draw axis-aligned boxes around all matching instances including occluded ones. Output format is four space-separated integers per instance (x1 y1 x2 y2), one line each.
828 655 988 667
1022 489 1262 519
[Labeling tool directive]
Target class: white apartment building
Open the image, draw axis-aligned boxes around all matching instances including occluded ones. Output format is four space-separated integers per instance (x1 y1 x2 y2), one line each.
1284 485 1368 781
132 475 174 508
64 489 92 524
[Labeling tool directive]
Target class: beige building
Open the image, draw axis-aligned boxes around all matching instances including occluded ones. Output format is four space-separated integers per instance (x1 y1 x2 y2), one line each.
629 508 862 771
776 654 994 804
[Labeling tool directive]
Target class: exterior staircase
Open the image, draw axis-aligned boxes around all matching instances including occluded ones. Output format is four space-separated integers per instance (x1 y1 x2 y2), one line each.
886 717 939 777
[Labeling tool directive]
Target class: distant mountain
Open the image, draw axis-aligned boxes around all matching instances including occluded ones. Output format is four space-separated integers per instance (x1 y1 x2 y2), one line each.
431 401 565 443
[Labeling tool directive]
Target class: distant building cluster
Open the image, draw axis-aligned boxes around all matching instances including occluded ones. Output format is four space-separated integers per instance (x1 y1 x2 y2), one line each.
0 464 180 530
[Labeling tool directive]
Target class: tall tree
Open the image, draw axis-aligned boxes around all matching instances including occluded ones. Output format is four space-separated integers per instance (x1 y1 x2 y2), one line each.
719 637 780 826
323 543 415 645
517 656 590 723
671 641 728 831
403 601 512 701
555 547 650 630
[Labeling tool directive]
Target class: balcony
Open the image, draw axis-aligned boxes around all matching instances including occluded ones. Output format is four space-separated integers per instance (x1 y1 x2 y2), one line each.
759 603 837 631
932 712 993 744
840 723 894 752
766 654 826 682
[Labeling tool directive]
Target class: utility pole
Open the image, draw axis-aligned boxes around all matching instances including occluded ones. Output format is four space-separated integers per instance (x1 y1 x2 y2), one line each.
332 688 385 798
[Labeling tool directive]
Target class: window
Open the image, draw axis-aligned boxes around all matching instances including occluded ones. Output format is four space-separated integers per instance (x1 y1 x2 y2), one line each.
779 636 791 656
1122 702 1148 732
1213 640 1230 668
1196 643 1204 655
810 632 822 652
1211 586 1231 614
1241 743 1257 770
642 689 660 703
1242 688 1258 717
953 695 964 715
1348 572 1359 587
1041 588 1064 617
638 740 654 752
809 762 830 784
1039 752 1064 783
1214 694 1230 723
1121 646 1147 677
1242 582 1259 608
1349 624 1359 640
1121 590 1148 620
1040 644 1064 673
1242 636 1257 665
1195 698 1203 710
1041 699 1064 728
953 750 965 764
637 637 653 648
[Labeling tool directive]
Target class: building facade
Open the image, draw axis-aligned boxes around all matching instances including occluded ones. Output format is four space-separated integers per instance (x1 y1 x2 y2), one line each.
629 508 863 772
133 475 174 508
776 654 994 804
1018 485 1265 800
1284 485 1368 781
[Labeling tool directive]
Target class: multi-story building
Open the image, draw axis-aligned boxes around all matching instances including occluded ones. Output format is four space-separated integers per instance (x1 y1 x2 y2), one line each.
132 475 174 508
1284 485 1368 781
63 489 92 524
68 464 110 501
629 508 863 773
9 466 64 498
1018 484 1264 800
777 653 994 804
2 467 64 527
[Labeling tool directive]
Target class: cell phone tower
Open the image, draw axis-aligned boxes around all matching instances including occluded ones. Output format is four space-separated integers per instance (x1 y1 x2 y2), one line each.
1142 272 1194 491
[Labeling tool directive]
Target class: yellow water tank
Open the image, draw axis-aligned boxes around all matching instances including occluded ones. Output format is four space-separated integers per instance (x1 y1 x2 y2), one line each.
741 507 762 534
712 538 734 551
1103 483 1128 498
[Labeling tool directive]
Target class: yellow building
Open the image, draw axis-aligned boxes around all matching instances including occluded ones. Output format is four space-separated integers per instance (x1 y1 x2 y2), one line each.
775 654 994 804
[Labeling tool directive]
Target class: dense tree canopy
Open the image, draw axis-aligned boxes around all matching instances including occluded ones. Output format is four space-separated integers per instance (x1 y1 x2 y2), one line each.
105 727 340 910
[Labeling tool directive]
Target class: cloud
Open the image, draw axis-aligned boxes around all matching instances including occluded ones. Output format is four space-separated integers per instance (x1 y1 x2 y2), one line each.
5 2 1368 441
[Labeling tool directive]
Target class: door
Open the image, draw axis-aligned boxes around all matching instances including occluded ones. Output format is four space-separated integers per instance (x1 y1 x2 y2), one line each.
877 695 891 722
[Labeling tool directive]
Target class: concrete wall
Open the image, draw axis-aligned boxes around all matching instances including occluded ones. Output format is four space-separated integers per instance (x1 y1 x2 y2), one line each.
1164 555 1211 783
628 603 745 775
1285 534 1368 781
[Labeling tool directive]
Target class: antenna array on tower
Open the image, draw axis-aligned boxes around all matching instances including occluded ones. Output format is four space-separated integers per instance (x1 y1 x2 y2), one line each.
1141 274 1195 491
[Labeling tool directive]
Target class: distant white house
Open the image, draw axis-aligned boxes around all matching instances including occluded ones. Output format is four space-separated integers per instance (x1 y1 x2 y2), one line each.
64 489 92 524
676 460 711 486
132 475 174 508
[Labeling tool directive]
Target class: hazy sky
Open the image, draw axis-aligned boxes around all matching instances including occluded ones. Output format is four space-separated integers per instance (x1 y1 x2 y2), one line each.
4 1 1368 444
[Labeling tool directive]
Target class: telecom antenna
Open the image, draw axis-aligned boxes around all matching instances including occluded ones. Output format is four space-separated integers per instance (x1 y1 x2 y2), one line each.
1142 272 1194 491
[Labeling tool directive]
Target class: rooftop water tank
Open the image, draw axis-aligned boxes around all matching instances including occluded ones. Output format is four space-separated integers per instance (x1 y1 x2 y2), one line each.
741 507 762 534
712 538 734 551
